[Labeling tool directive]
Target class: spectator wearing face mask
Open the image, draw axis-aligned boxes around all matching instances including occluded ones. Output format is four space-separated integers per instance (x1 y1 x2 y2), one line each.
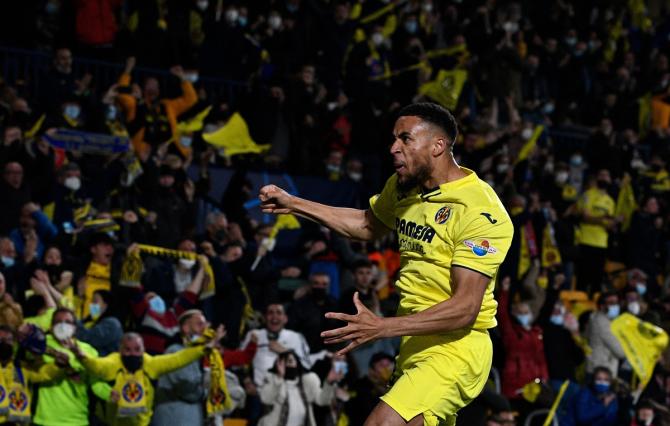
631 400 658 426
497 277 549 400
0 324 68 424
537 273 585 381
287 272 340 354
575 169 617 295
33 308 114 426
76 289 122 356
258 350 342 426
130 254 209 355
68 331 215 426
564 366 618 426
39 48 92 115
49 162 89 228
585 292 626 376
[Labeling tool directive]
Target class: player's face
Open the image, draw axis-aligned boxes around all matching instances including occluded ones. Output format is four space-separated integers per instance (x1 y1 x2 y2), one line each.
391 116 434 190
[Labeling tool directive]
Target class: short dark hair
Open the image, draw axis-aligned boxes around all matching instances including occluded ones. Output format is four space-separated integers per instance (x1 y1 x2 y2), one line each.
396 102 458 145
597 291 618 307
52 307 76 325
352 259 373 272
593 366 612 379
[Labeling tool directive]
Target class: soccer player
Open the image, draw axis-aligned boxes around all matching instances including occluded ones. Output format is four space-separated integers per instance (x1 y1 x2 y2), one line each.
259 103 513 426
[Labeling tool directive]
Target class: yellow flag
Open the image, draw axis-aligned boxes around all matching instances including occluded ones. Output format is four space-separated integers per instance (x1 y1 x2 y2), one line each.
541 223 562 268
516 125 545 164
611 313 669 389
25 114 46 139
418 69 467 110
203 113 271 157
269 214 300 239
638 93 652 137
615 174 637 231
177 106 212 133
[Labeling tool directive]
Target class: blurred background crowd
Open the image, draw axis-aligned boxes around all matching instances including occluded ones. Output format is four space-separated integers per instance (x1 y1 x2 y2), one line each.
1 0 670 425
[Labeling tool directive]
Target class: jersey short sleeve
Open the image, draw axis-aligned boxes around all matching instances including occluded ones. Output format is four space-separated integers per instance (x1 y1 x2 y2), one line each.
369 174 398 230
451 208 513 278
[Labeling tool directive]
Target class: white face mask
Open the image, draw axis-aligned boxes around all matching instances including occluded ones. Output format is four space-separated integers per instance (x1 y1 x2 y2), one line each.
269 15 282 30
179 258 196 269
555 171 569 184
627 301 641 315
180 135 193 148
371 32 385 47
521 128 534 140
225 9 239 23
53 322 76 341
348 172 363 182
64 176 81 191
197 0 208 11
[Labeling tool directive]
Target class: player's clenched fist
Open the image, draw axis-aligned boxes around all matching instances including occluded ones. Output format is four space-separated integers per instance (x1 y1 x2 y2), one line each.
259 185 293 214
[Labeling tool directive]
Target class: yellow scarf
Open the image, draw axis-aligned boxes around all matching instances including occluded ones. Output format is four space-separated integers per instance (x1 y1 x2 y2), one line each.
120 244 215 299
3 365 31 423
114 369 148 418
191 329 233 417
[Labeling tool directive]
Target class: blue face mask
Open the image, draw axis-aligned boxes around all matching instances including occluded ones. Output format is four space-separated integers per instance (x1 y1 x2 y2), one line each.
516 313 532 327
238 16 248 27
286 3 298 13
594 381 610 393
404 21 418 34
636 284 647 296
106 105 117 121
550 314 564 326
64 104 81 120
607 304 620 319
89 303 102 319
149 296 166 315
1 256 15 268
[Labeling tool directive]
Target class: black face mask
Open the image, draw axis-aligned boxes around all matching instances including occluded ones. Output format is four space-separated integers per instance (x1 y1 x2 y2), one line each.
214 229 228 242
121 355 143 372
311 287 327 300
45 264 62 284
0 342 13 361
597 180 610 190
285 367 298 380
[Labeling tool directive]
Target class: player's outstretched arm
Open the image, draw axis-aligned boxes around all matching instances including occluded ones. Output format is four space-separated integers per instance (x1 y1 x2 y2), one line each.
259 184 388 241
321 267 488 355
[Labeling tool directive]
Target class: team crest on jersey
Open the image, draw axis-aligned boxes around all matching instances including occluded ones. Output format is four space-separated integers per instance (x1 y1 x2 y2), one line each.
122 381 144 403
464 240 497 256
0 385 5 404
434 206 452 224
8 389 27 412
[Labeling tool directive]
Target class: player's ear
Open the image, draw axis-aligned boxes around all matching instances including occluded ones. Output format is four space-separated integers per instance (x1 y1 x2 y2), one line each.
432 137 447 157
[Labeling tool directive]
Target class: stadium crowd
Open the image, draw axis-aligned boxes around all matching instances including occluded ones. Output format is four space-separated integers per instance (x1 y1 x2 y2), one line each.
0 0 670 425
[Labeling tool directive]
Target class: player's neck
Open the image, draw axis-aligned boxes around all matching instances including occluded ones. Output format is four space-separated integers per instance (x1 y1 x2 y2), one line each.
421 155 465 190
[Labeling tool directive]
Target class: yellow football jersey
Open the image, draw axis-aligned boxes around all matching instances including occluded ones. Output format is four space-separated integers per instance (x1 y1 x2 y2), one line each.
577 187 615 249
370 168 513 330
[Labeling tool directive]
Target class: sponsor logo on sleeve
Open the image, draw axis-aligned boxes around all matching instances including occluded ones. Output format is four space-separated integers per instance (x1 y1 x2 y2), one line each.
464 239 497 256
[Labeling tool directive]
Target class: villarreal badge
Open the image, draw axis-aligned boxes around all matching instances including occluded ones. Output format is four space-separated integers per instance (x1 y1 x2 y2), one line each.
434 206 452 224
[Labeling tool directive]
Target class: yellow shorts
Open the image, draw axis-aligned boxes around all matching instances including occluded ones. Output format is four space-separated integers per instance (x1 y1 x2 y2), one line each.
380 329 492 426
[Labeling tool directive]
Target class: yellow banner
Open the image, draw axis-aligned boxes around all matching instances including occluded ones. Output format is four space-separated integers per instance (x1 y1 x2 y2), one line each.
516 125 545 164
203 112 270 157
418 69 467 110
611 313 668 389
615 174 637 232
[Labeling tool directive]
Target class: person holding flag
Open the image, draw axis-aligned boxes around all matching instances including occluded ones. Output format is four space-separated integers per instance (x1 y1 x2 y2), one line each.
259 103 514 426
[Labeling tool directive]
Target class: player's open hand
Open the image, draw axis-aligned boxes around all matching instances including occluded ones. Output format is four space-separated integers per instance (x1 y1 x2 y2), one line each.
321 292 386 356
259 185 293 214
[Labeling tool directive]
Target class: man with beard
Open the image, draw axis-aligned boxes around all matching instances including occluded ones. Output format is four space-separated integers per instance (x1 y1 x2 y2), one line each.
259 103 514 426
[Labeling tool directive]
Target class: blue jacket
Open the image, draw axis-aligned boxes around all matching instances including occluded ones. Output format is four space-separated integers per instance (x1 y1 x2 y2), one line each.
9 211 58 259
560 386 618 426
